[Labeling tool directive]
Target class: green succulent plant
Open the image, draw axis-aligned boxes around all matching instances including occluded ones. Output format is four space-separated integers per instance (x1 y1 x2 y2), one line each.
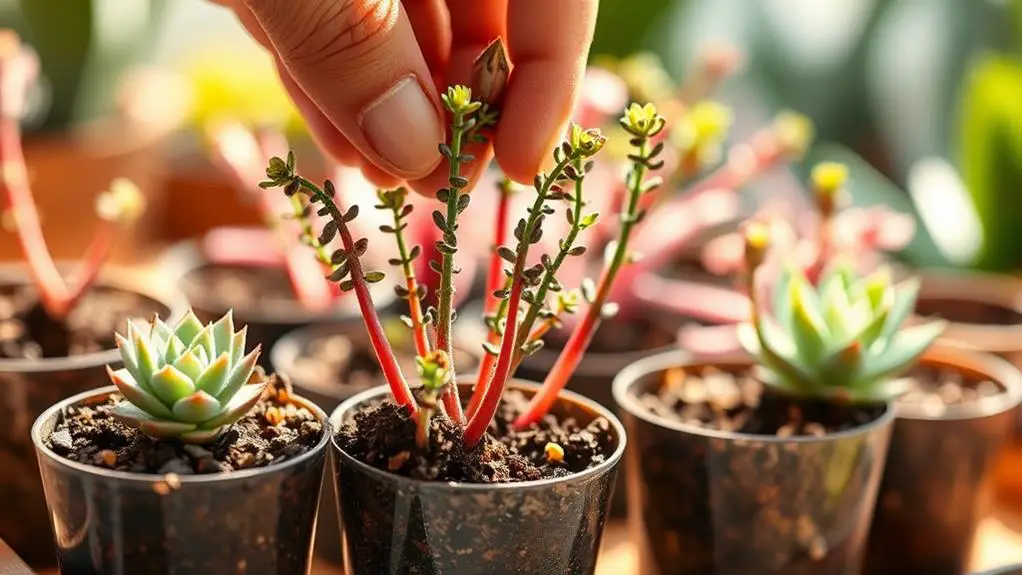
738 261 947 403
107 310 264 444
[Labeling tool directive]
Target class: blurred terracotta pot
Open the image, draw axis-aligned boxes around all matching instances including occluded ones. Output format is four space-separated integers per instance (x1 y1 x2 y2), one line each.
907 270 1022 507
2 69 186 265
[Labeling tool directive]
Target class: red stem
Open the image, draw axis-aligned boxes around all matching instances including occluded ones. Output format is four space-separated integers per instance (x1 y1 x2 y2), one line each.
330 197 417 412
514 265 613 429
405 275 431 358
463 277 523 447
1 116 71 318
465 331 499 419
62 220 117 314
484 186 511 316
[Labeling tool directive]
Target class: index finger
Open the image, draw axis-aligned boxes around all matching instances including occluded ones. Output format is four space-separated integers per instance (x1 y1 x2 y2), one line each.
494 0 598 183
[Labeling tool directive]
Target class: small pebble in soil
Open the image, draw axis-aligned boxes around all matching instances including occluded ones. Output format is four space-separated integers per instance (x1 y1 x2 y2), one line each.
896 365 1004 417
338 389 616 482
44 375 323 473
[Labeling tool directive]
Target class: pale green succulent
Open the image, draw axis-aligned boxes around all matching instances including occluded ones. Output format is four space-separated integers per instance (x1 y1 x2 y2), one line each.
738 262 947 403
107 310 264 444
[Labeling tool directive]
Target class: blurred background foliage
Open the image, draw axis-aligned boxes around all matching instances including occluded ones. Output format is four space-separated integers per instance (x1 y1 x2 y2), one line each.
2 0 1022 271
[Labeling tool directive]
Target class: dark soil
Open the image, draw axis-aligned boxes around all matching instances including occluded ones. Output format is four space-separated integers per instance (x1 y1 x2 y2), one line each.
898 364 1003 412
0 284 166 359
915 296 1022 326
181 264 296 314
45 375 323 474
337 389 613 482
638 365 886 436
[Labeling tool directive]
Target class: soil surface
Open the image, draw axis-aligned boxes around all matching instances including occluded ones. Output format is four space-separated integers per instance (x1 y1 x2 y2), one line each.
182 264 296 314
45 375 323 474
638 365 885 436
0 285 165 359
338 389 614 482
897 364 1003 412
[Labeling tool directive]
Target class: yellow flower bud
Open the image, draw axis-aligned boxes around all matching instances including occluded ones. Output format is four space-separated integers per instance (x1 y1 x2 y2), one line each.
773 111 815 159
95 178 145 225
810 162 849 197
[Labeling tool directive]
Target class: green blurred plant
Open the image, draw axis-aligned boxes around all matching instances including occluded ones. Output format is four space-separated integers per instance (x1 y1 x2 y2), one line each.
738 222 945 404
957 53 1022 272
6 0 169 132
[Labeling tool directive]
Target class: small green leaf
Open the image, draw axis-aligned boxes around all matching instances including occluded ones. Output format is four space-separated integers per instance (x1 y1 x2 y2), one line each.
132 327 159 386
149 365 197 406
201 382 266 430
231 326 248 365
115 333 143 387
789 274 829 365
217 347 261 403
163 335 186 366
211 311 234 358
877 278 921 351
189 324 217 361
855 320 948 389
138 419 199 439
195 353 231 397
364 271 385 283
174 311 204 346
107 366 173 419
173 349 205 383
109 401 160 427
172 391 224 424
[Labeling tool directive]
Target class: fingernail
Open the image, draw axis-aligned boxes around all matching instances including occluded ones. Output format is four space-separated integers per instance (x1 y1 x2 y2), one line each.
359 75 443 177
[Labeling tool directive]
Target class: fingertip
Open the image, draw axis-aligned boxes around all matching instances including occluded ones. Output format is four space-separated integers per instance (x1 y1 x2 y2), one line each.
493 66 574 183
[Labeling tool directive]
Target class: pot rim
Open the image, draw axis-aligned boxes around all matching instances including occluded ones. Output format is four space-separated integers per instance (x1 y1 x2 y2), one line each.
0 263 189 373
270 322 482 400
158 239 397 326
31 384 332 484
915 269 1022 353
329 379 627 491
895 345 1022 421
613 349 897 443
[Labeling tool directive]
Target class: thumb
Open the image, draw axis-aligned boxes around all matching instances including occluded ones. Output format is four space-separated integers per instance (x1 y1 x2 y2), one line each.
244 0 444 179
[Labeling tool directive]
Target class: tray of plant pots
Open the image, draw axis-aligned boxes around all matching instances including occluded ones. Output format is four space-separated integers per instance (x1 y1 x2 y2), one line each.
30 310 330 574
904 269 1022 508
613 221 948 575
271 320 482 566
862 345 1022 575
0 264 187 569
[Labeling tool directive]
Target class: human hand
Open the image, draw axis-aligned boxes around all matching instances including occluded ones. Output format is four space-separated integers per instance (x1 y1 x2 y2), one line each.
212 0 599 195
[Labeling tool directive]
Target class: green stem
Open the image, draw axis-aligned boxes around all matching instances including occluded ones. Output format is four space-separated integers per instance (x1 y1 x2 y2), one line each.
511 159 587 370
436 112 470 422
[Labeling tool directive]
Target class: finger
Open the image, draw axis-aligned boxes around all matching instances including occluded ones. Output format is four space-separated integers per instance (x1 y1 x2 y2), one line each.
244 0 445 180
444 0 507 85
496 0 598 183
407 0 506 196
274 68 362 166
404 0 451 73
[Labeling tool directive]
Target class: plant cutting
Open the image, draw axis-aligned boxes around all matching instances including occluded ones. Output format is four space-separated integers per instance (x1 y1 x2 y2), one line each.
258 64 668 570
31 309 330 573
613 222 945 574
0 32 186 568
